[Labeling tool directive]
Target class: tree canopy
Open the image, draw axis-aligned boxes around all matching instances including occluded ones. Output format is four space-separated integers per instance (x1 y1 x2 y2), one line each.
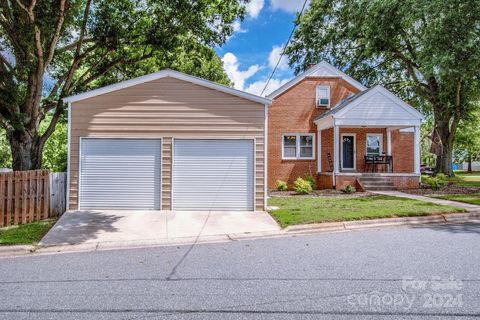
286 0 480 175
0 0 244 170
454 110 480 171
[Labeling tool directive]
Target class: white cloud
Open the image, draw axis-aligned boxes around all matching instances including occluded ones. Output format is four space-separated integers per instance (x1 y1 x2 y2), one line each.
268 45 289 71
245 77 291 96
222 52 260 90
270 0 310 13
245 0 264 18
232 20 247 33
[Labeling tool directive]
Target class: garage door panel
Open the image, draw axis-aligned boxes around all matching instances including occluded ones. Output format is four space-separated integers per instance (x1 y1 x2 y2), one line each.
79 139 161 210
172 139 254 211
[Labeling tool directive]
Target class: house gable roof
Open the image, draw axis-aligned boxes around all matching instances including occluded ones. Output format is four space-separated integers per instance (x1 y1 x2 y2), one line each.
267 60 367 99
64 69 272 105
314 85 423 123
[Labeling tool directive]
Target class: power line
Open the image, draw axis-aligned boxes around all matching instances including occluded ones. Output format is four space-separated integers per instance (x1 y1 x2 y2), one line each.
260 0 309 96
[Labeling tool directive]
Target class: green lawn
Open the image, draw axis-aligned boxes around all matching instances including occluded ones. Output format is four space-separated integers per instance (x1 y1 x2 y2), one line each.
0 219 55 246
268 195 464 228
448 171 480 187
433 193 480 206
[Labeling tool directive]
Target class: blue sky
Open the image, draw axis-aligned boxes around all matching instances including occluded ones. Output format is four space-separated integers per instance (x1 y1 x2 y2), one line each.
215 0 309 96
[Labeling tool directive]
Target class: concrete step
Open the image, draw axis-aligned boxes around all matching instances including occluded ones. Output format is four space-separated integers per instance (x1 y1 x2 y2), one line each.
362 181 395 186
358 176 397 191
359 177 393 182
364 186 398 191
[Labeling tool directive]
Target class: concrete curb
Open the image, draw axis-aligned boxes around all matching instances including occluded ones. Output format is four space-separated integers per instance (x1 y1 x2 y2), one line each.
0 245 34 257
1 212 479 258
284 212 480 233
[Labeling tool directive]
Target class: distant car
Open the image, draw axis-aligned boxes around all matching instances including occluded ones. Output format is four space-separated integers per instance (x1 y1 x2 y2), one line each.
421 164 434 175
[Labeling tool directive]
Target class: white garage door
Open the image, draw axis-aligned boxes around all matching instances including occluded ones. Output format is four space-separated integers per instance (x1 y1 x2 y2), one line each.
79 139 161 210
172 139 254 211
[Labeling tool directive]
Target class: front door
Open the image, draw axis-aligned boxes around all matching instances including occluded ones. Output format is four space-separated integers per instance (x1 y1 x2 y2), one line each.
341 134 355 170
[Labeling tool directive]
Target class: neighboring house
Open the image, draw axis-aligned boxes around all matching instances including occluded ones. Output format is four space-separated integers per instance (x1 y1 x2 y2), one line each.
267 61 423 190
64 70 271 212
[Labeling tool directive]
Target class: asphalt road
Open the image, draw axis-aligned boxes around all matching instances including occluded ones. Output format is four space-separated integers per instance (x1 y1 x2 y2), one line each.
0 222 479 320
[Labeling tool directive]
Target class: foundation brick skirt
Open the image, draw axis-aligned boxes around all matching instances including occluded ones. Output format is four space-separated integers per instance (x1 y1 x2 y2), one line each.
316 173 420 190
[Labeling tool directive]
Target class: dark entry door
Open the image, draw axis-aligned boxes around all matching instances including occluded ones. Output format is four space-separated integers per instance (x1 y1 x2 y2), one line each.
342 135 355 170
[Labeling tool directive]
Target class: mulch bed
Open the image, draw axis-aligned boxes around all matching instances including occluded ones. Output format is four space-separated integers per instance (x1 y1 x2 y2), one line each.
269 190 375 199
404 183 480 196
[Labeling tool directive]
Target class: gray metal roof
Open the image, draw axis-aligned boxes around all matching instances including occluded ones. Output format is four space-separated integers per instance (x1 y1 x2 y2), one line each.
314 88 372 121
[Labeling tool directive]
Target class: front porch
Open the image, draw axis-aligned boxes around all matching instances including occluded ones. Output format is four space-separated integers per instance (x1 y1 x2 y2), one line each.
314 86 423 190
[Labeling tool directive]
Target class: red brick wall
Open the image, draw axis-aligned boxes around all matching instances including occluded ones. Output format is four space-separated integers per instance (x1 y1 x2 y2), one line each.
392 130 414 173
268 77 359 189
335 176 357 190
391 176 420 189
317 173 334 189
321 128 333 172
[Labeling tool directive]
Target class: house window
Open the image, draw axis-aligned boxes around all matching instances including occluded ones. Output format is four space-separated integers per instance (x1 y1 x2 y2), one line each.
316 85 330 108
366 134 383 155
283 135 297 158
282 133 315 159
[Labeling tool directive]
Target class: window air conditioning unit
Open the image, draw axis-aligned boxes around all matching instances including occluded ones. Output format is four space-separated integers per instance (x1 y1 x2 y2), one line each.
317 98 330 108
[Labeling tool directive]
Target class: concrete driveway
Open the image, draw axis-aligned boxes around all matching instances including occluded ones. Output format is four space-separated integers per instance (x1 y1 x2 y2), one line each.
40 210 280 248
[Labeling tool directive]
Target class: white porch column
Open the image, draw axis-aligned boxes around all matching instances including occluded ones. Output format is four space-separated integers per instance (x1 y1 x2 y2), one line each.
317 129 322 173
414 125 421 174
387 129 392 156
333 125 340 174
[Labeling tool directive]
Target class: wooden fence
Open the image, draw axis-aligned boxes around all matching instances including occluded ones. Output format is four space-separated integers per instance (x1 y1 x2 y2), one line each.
50 172 66 216
0 170 66 227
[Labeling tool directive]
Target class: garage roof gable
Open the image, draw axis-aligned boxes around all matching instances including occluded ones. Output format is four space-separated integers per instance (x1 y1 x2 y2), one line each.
64 69 272 105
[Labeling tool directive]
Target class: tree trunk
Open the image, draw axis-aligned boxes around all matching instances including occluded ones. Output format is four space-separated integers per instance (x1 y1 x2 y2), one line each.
8 130 44 171
468 154 472 172
434 126 454 177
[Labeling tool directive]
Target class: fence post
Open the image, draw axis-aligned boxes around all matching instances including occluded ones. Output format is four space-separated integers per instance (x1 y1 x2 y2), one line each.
50 172 67 217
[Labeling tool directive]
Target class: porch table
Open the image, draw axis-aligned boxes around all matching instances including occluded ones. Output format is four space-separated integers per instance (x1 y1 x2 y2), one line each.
365 155 393 173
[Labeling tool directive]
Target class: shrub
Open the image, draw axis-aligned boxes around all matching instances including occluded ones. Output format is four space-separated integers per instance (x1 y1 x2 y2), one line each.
341 185 356 194
294 177 313 194
436 173 448 182
304 173 317 190
421 175 448 190
276 180 288 191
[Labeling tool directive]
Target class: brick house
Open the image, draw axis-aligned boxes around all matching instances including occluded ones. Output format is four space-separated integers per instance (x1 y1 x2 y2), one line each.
267 61 423 191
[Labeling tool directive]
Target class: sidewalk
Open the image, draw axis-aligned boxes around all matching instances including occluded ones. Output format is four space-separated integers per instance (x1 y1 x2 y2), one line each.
371 190 480 212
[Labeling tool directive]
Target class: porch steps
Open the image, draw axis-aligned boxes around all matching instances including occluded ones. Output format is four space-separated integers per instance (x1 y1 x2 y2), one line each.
358 176 397 191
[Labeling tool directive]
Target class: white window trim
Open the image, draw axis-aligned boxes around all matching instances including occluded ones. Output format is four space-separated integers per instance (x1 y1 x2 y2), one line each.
316 85 331 108
340 133 356 171
282 133 316 160
366 133 384 156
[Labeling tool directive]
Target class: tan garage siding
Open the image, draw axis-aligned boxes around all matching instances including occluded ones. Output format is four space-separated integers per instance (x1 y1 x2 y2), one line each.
162 137 173 210
69 77 265 211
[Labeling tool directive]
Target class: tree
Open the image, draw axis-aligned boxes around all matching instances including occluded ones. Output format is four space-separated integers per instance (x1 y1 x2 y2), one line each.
454 112 480 172
0 127 11 168
286 0 480 176
0 0 244 170
41 114 67 172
